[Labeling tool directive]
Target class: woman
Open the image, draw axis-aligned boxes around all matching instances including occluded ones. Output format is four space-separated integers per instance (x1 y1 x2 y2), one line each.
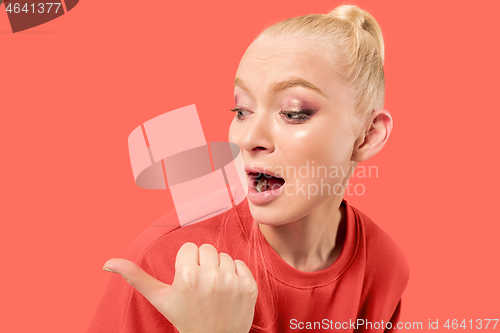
88 4 409 333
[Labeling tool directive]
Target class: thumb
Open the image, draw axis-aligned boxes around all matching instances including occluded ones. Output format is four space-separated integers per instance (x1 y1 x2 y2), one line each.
103 258 171 310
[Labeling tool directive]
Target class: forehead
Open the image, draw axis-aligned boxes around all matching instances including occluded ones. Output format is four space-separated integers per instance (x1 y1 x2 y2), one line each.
236 37 348 99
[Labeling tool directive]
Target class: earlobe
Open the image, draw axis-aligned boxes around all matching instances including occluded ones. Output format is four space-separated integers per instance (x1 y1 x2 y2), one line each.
351 109 393 162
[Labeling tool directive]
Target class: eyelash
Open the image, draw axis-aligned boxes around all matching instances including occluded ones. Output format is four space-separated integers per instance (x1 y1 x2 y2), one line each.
230 108 313 124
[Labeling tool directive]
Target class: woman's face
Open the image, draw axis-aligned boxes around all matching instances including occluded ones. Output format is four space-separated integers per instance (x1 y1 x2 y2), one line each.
228 36 360 226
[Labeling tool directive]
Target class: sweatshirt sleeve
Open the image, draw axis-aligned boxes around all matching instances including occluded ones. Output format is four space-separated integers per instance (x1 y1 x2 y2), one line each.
385 300 402 332
87 210 182 333
86 261 178 333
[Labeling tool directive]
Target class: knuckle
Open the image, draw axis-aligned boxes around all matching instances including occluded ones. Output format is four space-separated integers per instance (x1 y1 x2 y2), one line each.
181 242 198 251
179 264 197 287
219 252 233 260
124 265 142 287
234 259 250 271
240 277 258 297
199 243 216 252
220 271 237 288
203 268 219 288
248 284 258 298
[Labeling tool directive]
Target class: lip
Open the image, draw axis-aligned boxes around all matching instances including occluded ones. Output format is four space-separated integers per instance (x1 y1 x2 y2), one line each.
244 165 285 179
244 165 286 205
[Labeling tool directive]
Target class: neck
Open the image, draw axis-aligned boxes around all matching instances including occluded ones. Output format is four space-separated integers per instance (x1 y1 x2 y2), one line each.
258 197 346 272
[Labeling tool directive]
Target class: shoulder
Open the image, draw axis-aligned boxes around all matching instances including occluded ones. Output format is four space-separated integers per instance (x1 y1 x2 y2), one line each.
122 186 245 281
122 208 181 263
87 186 247 332
88 212 186 332
350 203 410 291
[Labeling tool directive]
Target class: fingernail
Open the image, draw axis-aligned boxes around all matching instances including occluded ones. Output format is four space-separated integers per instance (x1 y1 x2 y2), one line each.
102 267 116 273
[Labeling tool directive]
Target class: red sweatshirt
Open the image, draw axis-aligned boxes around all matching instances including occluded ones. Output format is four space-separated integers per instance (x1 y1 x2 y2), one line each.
87 186 409 332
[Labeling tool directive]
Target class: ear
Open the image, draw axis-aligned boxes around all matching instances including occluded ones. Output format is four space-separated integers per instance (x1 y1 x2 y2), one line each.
351 109 393 162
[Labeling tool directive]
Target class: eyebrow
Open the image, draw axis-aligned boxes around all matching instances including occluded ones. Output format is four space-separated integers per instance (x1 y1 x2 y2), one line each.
234 76 329 99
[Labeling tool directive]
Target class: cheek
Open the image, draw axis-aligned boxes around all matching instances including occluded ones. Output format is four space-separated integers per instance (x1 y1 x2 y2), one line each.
281 127 347 167
279 125 354 189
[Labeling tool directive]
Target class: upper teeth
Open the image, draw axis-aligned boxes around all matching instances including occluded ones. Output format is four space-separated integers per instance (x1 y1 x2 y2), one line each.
256 177 267 193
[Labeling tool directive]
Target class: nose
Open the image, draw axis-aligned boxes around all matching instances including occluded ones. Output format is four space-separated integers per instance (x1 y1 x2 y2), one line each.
240 111 275 154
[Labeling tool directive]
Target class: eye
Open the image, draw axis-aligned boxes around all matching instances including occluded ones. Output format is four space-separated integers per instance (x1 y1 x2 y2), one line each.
230 107 252 121
279 110 314 124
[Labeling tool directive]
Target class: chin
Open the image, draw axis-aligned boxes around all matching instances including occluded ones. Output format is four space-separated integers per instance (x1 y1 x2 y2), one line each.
247 197 307 226
247 202 291 226
249 191 338 226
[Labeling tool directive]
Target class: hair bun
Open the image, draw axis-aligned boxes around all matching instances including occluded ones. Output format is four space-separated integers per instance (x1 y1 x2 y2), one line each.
328 4 384 63
361 18 369 31
328 5 371 31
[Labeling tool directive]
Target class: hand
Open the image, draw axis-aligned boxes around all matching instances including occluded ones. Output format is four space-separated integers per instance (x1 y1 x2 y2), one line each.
103 242 258 333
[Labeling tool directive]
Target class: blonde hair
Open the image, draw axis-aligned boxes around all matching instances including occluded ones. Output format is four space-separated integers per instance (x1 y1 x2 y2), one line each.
254 4 385 119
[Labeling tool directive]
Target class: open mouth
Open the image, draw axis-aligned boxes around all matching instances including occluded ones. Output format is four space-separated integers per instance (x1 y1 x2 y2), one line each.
248 172 286 193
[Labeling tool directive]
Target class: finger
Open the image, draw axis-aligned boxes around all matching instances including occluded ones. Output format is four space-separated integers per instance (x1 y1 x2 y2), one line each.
234 259 254 278
175 242 199 269
218 252 236 272
198 243 219 267
103 258 170 308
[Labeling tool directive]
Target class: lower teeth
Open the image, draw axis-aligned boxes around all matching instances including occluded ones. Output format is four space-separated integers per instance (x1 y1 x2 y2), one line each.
256 177 267 193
